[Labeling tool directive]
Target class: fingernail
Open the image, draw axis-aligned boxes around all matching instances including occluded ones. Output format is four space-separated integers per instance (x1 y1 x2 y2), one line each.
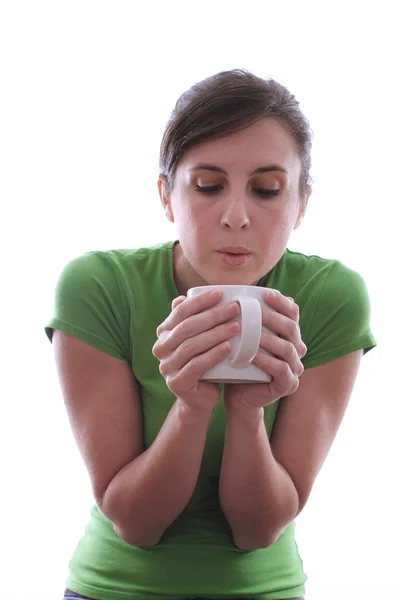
230 320 241 333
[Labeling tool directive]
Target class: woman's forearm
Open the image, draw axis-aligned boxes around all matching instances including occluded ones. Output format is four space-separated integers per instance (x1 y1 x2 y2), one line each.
100 399 213 547
219 406 299 550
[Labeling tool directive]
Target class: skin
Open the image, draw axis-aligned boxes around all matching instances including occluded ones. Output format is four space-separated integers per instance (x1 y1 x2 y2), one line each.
155 118 309 411
154 117 363 549
51 116 364 553
160 118 309 291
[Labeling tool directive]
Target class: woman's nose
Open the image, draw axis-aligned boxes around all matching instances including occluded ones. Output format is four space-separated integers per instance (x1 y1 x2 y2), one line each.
220 198 250 230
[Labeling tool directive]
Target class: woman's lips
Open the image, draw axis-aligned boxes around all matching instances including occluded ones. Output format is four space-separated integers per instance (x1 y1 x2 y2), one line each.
217 251 251 266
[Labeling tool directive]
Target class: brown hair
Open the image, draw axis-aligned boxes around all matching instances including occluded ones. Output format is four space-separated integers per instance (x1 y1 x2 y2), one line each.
159 69 313 195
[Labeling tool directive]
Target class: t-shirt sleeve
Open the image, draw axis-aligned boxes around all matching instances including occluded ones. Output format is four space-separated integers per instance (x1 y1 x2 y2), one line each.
45 252 131 361
302 261 376 370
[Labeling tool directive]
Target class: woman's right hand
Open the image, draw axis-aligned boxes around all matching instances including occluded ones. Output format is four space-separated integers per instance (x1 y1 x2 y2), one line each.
152 289 241 416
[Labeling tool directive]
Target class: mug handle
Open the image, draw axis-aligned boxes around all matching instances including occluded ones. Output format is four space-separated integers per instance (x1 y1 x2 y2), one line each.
229 296 262 369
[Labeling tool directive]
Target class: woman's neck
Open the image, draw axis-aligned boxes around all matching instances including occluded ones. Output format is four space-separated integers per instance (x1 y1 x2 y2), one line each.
172 242 207 296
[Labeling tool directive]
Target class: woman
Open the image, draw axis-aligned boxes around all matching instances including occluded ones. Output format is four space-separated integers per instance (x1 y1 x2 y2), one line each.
46 69 376 600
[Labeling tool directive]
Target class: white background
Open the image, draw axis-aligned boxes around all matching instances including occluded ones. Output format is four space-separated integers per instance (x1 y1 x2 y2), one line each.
1 2 398 599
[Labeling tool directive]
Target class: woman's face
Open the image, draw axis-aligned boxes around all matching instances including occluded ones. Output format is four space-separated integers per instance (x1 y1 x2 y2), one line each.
159 118 310 293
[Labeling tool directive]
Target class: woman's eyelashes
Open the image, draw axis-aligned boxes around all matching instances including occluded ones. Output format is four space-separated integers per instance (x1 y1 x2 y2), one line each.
194 183 280 197
252 187 280 197
195 183 223 194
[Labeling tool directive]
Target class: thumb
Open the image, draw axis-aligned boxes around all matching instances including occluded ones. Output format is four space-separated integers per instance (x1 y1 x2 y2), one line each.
172 295 186 310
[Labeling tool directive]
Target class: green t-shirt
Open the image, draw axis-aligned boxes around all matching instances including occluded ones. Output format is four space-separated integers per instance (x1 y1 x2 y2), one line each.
45 240 376 600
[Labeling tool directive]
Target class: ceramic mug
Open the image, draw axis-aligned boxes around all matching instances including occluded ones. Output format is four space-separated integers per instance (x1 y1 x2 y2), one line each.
187 285 274 384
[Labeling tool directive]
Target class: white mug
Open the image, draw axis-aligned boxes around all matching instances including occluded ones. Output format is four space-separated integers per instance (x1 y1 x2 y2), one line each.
187 285 274 384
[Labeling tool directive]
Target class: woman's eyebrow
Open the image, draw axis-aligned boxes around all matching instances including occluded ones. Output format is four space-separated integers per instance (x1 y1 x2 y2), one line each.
253 165 288 175
189 164 228 174
189 163 288 175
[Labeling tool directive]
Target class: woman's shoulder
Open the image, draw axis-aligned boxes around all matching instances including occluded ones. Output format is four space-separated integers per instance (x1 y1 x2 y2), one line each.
267 248 375 344
280 247 342 274
45 241 176 358
57 240 175 281
268 248 367 297
273 249 376 367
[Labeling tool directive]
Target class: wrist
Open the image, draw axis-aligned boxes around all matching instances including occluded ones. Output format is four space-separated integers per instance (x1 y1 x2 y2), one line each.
225 402 264 431
175 397 215 425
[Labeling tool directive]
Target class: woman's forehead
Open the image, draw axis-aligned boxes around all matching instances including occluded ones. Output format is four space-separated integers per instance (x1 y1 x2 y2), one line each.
178 118 301 175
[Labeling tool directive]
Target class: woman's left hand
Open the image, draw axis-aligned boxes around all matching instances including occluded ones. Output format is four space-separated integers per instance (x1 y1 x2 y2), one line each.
224 289 307 411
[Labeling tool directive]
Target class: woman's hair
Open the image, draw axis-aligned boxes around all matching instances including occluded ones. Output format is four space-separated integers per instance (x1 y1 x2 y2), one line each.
159 69 313 195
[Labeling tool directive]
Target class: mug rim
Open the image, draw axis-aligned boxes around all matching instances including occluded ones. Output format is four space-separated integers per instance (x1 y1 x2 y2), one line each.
188 284 266 293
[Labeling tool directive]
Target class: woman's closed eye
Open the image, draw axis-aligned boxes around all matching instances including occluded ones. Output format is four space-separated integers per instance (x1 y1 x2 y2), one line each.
195 183 223 194
253 187 280 198
195 184 280 197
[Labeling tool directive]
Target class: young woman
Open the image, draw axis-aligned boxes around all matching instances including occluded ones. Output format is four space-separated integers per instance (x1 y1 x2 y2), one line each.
47 69 376 600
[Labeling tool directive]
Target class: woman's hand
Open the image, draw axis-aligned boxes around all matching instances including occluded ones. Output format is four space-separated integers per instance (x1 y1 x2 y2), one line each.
224 289 307 412
153 289 241 416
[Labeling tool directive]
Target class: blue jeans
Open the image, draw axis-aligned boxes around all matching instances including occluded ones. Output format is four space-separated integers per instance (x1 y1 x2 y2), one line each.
64 588 304 600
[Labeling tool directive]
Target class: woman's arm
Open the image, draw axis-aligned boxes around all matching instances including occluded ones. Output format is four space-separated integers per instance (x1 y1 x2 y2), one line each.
53 330 215 548
219 350 363 550
53 289 239 548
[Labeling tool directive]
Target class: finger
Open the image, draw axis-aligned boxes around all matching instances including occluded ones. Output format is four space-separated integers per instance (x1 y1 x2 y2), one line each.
264 289 300 323
261 303 307 358
159 289 224 334
262 312 306 358
159 320 240 374
251 352 300 397
259 332 304 377
166 341 232 395
171 295 186 311
155 301 240 358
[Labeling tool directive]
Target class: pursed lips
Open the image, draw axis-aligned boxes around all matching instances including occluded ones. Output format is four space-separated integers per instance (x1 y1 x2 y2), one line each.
217 247 251 266
217 247 251 255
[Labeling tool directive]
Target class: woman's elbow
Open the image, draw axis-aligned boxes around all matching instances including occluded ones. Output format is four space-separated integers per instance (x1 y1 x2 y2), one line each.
233 532 279 551
113 524 161 548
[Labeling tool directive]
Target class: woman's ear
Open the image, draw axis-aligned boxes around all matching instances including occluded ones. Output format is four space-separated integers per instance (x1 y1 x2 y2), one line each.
158 176 174 222
294 186 311 229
